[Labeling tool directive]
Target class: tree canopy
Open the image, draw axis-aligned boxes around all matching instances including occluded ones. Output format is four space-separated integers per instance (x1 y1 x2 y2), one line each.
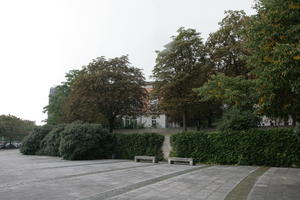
152 27 217 130
43 1 300 130
196 2 300 126
246 0 300 123
0 115 36 142
195 11 257 121
43 70 80 125
206 10 250 77
195 73 256 111
62 56 147 132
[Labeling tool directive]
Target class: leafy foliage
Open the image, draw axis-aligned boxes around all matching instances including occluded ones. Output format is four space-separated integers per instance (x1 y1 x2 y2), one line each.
59 123 112 160
246 0 300 122
152 27 216 130
38 124 65 156
217 107 260 131
43 70 80 125
195 11 257 126
20 122 164 161
195 73 256 111
206 10 250 76
112 133 164 160
171 128 300 167
295 123 300 137
0 114 36 142
62 56 147 132
20 125 53 155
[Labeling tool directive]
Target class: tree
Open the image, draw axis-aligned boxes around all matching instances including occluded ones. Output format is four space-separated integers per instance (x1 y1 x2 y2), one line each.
217 107 260 131
206 10 250 77
62 56 147 132
246 0 300 124
152 27 211 130
0 115 36 143
193 11 257 130
195 10 265 127
194 73 259 129
43 70 80 125
195 73 256 111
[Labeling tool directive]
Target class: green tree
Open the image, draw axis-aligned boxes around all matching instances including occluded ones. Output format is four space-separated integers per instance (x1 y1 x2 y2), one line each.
217 107 260 131
62 56 147 132
206 10 250 77
152 28 210 130
195 10 262 129
246 0 300 124
43 70 80 125
195 73 256 111
0 115 36 143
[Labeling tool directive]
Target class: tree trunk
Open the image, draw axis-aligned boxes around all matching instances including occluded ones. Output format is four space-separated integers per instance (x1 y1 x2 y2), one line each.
292 114 297 127
207 117 212 128
108 117 115 133
182 110 187 131
207 110 213 128
196 120 201 131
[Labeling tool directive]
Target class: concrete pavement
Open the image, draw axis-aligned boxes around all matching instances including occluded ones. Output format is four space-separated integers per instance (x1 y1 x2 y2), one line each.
0 150 299 200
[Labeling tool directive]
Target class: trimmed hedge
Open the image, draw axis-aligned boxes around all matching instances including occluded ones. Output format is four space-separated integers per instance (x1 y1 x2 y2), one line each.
113 133 164 160
20 123 165 161
171 128 300 167
59 123 112 160
20 125 53 155
38 125 65 156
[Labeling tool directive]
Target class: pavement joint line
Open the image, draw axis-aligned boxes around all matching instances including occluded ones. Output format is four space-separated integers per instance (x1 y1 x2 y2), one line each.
0 163 157 191
35 160 130 170
224 166 270 200
0 160 130 173
81 165 212 200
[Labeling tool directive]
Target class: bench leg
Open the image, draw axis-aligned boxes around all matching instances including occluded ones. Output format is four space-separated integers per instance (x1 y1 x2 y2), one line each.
189 161 194 166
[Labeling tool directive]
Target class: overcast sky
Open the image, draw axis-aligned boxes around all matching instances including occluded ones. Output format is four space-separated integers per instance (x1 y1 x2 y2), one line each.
0 0 256 125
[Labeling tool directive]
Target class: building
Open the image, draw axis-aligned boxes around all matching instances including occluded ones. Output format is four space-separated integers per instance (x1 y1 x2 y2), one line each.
122 82 169 128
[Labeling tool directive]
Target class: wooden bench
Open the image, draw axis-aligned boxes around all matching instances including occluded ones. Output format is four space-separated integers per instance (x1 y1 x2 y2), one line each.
168 157 194 166
134 156 158 163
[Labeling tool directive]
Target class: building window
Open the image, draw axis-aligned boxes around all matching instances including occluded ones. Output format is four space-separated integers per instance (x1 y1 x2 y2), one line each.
151 116 157 127
150 98 158 105
125 117 137 128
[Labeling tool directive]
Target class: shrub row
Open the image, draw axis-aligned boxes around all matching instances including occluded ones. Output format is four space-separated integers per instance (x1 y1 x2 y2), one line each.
59 123 112 160
113 133 164 160
20 125 53 155
20 123 164 161
38 125 65 156
171 128 300 167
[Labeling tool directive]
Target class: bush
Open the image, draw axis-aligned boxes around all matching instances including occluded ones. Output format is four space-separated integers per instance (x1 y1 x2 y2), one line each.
38 124 65 156
20 125 53 155
218 107 260 131
171 128 300 167
295 123 300 137
59 123 112 160
113 133 164 160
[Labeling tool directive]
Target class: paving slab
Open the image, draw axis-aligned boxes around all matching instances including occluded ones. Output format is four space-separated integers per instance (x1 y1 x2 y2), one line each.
106 166 257 200
1 150 299 200
0 150 198 200
247 167 300 200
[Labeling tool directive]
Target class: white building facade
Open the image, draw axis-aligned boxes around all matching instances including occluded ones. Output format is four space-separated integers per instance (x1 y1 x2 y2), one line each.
122 82 177 129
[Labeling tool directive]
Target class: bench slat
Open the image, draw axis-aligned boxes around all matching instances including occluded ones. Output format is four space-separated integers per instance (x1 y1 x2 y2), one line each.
134 156 158 163
168 157 194 166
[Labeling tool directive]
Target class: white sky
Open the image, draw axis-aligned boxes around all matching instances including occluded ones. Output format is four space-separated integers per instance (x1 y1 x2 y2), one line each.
0 0 256 125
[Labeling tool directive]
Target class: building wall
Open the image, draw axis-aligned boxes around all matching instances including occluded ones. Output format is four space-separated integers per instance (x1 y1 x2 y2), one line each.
260 116 293 126
137 114 167 128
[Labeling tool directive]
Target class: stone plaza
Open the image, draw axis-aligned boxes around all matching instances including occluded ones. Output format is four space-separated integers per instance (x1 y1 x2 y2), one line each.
0 150 299 200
